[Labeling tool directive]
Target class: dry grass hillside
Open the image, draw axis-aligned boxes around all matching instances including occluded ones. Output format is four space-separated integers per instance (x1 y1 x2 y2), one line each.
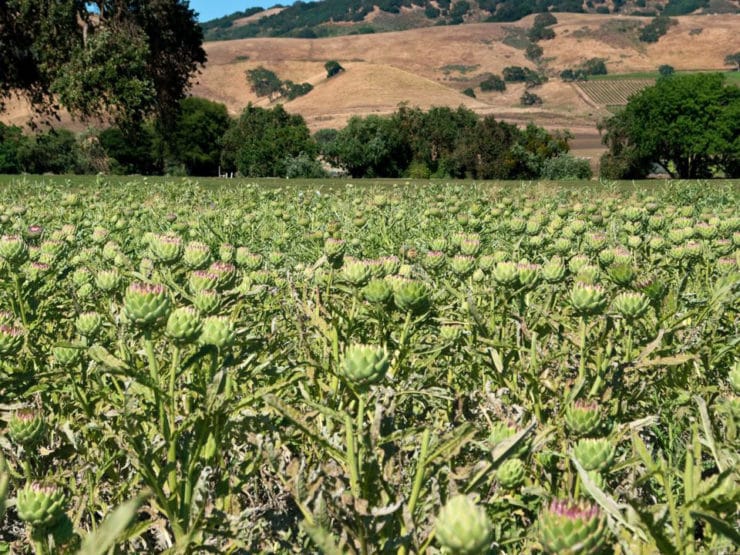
3 13 739 163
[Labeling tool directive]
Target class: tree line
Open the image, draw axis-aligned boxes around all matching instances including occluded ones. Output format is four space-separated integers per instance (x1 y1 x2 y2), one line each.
0 101 594 180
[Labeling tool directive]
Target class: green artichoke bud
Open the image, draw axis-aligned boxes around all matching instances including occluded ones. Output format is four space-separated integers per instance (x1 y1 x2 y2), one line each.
435 495 492 555
429 237 448 252
53 345 82 367
517 262 540 289
552 237 572 255
39 239 65 260
123 282 170 328
208 261 237 289
564 400 602 437
183 241 211 269
16 482 66 529
166 306 203 343
450 255 476 277
508 217 526 234
193 289 221 315
362 278 392 305
75 311 103 337
538 499 606 555
324 238 345 266
694 222 717 240
460 237 481 256
0 234 28 265
25 262 51 283
612 291 650 321
9 409 45 446
342 258 372 287
71 267 93 287
570 283 607 317
477 254 495 272
573 437 615 472
340 344 389 389
101 240 121 261
149 233 182 264
568 255 590 274
0 324 24 356
583 232 607 254
423 250 446 271
684 241 703 260
235 248 262 271
91 227 110 244
393 279 430 315
542 256 566 283
607 263 635 287
95 268 121 292
491 261 519 287
497 457 526 490
199 316 234 348
267 251 284 267
380 255 400 276
440 325 463 343
219 243 235 262
188 270 220 293
728 360 740 394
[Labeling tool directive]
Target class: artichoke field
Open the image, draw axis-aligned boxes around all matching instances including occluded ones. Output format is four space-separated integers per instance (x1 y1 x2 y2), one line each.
0 177 738 554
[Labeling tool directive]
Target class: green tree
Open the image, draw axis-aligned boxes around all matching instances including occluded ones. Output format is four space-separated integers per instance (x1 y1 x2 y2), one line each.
525 43 544 62
394 105 477 177
246 66 283 101
16 128 82 174
541 154 592 180
480 75 506 92
99 125 160 174
325 60 344 78
220 104 317 177
0 123 28 173
325 115 411 178
599 73 740 178
0 1 206 128
162 97 231 176
658 64 675 77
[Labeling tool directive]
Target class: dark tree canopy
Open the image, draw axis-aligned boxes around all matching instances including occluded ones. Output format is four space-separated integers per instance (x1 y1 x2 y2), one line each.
599 73 740 178
0 1 206 128
220 104 316 177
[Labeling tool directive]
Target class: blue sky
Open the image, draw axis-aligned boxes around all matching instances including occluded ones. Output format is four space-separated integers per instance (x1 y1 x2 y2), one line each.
189 1 317 22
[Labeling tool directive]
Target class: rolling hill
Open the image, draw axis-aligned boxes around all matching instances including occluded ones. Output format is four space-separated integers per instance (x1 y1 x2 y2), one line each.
200 0 740 40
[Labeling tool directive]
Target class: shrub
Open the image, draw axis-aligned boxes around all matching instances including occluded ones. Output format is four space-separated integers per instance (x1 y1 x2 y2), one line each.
528 25 555 42
503 66 527 82
583 58 607 76
521 91 543 106
639 16 676 43
480 75 506 92
462 87 476 98
526 43 544 61
540 154 593 180
658 64 675 77
284 152 327 178
533 12 558 27
325 60 344 78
